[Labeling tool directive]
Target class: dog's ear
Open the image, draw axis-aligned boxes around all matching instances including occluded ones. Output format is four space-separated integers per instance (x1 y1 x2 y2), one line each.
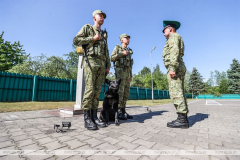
117 78 121 85
105 78 110 84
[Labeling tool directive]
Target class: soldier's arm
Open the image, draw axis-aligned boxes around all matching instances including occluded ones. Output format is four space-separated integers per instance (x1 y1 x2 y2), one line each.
110 46 123 62
73 25 94 46
105 44 111 70
130 51 134 77
168 35 180 72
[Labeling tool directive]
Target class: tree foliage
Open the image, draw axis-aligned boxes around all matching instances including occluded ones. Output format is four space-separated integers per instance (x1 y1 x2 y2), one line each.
131 64 168 90
8 52 78 80
227 59 240 94
189 67 205 95
0 31 28 71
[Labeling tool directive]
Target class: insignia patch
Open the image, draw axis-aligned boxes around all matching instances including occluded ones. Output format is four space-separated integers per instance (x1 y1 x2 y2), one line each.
170 43 173 45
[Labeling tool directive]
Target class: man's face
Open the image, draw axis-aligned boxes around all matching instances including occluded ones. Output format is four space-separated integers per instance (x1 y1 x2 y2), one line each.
164 27 171 39
121 37 130 45
94 14 104 25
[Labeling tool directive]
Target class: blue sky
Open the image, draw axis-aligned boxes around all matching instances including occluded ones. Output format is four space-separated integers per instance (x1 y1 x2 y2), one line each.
1 0 239 81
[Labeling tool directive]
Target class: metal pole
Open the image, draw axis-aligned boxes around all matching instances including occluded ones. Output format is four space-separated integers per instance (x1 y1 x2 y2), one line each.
150 47 156 103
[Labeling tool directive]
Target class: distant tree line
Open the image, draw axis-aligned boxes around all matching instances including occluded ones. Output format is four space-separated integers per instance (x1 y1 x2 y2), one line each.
1 31 240 95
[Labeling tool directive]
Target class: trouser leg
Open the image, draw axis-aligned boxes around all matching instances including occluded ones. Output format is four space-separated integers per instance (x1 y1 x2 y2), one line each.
122 76 133 119
118 75 126 109
92 61 106 110
167 73 189 128
82 61 96 111
167 74 188 114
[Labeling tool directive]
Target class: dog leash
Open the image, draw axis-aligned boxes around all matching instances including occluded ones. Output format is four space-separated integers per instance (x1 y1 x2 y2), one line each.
104 71 107 94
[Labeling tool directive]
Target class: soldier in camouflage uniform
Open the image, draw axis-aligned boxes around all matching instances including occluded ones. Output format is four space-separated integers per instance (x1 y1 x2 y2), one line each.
110 34 133 120
162 20 189 128
73 10 110 130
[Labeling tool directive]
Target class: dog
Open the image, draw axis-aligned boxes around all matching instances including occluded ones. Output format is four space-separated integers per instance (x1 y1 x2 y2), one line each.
99 78 121 126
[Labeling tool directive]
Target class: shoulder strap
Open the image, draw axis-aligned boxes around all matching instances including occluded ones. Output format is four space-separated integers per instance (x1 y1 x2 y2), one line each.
86 25 98 49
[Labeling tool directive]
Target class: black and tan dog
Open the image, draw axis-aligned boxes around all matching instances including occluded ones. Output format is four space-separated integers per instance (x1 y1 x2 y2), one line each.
100 79 121 126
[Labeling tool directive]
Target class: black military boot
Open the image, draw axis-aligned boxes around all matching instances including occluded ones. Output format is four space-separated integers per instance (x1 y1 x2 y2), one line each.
167 113 181 126
167 113 189 129
122 108 133 119
92 109 107 128
118 108 127 120
84 110 98 130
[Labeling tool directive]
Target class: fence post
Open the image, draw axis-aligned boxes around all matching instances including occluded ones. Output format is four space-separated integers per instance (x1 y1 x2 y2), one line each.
137 87 139 100
145 88 147 99
70 79 73 101
32 76 38 101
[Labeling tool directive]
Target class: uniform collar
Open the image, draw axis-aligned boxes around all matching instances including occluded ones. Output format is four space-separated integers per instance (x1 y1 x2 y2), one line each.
93 25 101 32
167 33 177 40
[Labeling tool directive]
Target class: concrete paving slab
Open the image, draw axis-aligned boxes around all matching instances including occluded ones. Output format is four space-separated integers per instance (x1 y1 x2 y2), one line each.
0 100 240 160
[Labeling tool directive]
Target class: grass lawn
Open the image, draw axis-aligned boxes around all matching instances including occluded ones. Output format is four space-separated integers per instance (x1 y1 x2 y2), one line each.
0 99 195 113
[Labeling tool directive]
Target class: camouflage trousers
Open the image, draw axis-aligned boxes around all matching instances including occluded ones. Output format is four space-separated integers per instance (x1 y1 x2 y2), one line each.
167 70 189 114
116 67 131 109
82 58 106 111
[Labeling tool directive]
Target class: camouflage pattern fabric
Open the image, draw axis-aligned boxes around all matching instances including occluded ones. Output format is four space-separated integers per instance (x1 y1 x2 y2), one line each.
82 58 106 110
73 24 110 69
73 24 110 111
162 33 188 114
111 45 133 108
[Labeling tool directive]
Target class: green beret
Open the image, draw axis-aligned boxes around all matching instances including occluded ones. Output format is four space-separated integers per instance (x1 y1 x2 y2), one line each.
119 33 130 40
162 20 181 33
92 10 106 19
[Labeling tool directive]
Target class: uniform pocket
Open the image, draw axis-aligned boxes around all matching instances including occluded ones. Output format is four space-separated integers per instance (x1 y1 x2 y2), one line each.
116 68 123 75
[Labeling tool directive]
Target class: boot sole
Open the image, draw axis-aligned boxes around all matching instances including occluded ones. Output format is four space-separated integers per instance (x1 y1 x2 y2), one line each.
97 125 107 128
84 124 98 130
167 124 189 129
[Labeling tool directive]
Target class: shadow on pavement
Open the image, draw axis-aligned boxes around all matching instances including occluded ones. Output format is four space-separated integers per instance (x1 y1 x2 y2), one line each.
188 113 209 127
121 110 168 124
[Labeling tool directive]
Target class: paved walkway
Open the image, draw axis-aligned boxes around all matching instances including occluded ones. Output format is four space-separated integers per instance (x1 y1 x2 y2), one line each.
0 100 240 160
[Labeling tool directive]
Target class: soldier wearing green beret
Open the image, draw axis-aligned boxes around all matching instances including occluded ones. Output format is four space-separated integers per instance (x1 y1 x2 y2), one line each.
162 20 189 128
110 34 134 120
73 10 110 130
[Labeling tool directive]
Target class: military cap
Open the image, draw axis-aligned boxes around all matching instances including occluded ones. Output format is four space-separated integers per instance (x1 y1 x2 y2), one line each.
162 20 181 33
92 10 106 19
119 33 130 40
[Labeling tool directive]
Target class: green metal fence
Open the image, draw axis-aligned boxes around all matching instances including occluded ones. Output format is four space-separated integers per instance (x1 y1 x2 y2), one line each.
197 94 240 99
0 71 192 102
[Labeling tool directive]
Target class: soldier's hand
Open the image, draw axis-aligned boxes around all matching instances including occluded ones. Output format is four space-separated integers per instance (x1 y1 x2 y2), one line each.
122 51 128 56
105 69 109 76
93 34 101 41
169 71 176 78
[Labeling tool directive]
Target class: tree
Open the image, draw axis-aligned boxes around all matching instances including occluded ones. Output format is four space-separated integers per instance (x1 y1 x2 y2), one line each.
131 66 150 88
131 74 145 88
131 64 168 90
219 78 229 94
189 67 205 96
184 71 191 93
153 64 168 90
8 54 47 76
63 51 80 80
8 54 76 79
140 66 151 77
227 59 240 94
41 56 72 79
0 31 28 71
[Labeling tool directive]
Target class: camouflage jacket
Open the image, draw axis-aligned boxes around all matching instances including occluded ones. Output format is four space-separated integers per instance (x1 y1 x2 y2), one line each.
162 33 185 72
111 45 133 77
73 24 110 69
